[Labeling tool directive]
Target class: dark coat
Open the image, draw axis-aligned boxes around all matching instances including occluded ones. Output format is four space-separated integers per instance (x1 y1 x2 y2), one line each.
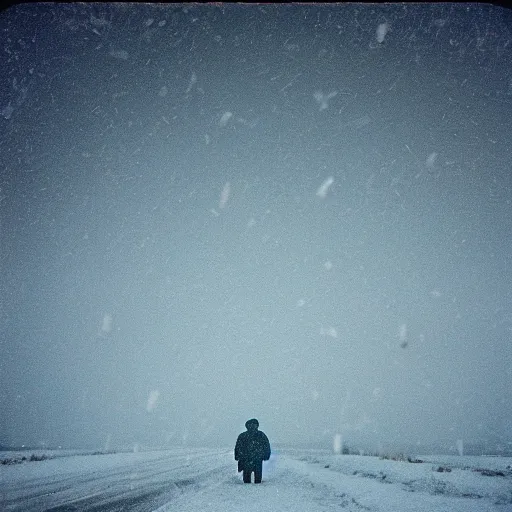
234 430 271 471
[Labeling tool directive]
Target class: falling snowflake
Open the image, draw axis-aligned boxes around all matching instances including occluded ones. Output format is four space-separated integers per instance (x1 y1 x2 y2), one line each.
219 111 233 127
101 314 113 334
320 326 338 338
219 182 231 209
313 90 337 111
333 434 342 454
316 177 334 198
109 49 129 60
1 103 14 120
398 324 408 348
426 152 438 167
146 390 160 412
186 72 197 94
376 23 389 44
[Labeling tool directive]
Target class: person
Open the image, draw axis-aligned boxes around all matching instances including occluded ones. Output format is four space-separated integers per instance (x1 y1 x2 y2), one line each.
234 418 271 484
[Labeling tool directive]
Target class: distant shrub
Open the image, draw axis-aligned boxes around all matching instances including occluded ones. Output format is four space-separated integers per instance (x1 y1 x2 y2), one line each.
474 468 505 477
353 469 387 481
29 454 48 462
1 458 23 465
379 453 424 463
380 453 408 462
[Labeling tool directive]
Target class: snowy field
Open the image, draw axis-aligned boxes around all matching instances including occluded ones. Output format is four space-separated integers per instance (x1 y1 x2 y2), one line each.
1 447 511 511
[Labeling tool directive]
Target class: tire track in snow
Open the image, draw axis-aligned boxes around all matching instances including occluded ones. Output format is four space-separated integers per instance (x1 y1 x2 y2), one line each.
2 449 232 511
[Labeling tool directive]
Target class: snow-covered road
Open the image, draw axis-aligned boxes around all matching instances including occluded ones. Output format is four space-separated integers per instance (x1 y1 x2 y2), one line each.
1 448 511 511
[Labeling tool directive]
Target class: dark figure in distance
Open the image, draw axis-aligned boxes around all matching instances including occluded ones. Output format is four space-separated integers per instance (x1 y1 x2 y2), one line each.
235 418 271 483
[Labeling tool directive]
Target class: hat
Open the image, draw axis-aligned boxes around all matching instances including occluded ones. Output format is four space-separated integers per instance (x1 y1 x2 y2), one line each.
245 418 259 428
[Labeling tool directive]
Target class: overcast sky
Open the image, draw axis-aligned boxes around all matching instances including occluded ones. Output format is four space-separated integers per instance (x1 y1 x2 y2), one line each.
1 3 511 453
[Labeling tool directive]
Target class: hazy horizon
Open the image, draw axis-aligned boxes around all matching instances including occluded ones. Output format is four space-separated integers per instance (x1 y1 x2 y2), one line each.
1 3 511 455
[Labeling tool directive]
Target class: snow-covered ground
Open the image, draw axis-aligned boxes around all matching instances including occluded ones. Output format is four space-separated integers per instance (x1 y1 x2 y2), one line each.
1 447 511 511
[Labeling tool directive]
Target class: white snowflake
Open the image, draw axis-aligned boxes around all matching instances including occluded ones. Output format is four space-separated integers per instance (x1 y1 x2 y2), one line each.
146 390 160 412
313 90 337 111
101 314 113 333
320 326 338 338
426 152 438 167
219 111 233 127
219 182 231 209
316 177 334 198
376 23 390 44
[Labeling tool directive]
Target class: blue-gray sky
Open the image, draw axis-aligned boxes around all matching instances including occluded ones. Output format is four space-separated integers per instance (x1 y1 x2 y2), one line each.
1 3 511 453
